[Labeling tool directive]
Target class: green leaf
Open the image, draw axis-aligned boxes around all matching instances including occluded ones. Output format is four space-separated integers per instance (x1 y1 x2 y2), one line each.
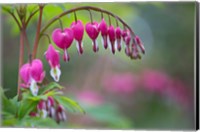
54 95 85 114
1 88 18 115
28 95 48 101
18 99 38 119
17 117 58 128
54 4 67 11
38 82 63 95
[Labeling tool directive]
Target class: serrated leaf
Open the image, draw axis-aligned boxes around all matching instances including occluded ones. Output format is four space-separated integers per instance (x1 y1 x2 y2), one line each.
1 87 18 115
38 82 63 95
18 99 38 119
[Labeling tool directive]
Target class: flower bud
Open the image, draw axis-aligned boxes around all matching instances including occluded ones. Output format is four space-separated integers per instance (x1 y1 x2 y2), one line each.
99 18 108 49
115 27 122 51
135 35 145 54
108 25 116 54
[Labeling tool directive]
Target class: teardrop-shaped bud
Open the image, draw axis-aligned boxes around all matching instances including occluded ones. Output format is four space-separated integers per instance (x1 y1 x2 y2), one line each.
99 18 108 49
115 27 122 51
108 25 116 54
135 35 145 54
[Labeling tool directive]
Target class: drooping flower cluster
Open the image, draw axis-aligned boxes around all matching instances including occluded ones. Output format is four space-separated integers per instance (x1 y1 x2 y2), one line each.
20 45 62 96
51 19 145 62
29 96 67 123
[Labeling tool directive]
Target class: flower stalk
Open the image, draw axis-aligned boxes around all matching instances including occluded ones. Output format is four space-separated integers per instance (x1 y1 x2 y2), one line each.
32 5 44 59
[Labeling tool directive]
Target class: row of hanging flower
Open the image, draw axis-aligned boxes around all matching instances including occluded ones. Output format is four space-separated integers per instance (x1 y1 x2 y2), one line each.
52 18 145 62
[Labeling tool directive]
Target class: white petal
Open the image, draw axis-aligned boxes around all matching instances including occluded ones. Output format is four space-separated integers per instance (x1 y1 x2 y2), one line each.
50 66 61 82
50 107 56 119
101 38 104 47
41 109 48 118
30 79 38 96
76 41 80 52
108 40 112 52
114 41 118 51
62 111 67 121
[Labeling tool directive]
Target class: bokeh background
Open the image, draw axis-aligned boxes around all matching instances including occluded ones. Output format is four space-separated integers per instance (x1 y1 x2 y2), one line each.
2 2 195 130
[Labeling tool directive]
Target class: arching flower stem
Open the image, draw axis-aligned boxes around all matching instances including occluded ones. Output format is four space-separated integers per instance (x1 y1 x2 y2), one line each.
41 33 52 44
40 6 136 38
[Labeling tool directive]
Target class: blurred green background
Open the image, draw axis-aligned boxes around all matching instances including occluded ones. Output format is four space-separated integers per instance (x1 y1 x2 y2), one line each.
2 2 195 130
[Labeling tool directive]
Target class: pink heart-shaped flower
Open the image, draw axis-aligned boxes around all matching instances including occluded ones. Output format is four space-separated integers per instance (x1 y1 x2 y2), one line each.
52 28 74 50
85 21 100 52
71 20 84 42
85 21 99 40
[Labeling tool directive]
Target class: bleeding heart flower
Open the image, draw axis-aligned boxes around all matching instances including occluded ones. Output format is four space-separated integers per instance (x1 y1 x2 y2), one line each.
122 29 129 41
131 42 140 59
123 30 131 56
135 35 145 54
85 21 100 52
56 105 67 123
29 112 38 117
99 18 108 49
108 25 116 54
45 44 61 82
20 59 45 96
47 96 55 108
71 20 84 54
37 100 48 118
115 27 122 51
52 28 74 62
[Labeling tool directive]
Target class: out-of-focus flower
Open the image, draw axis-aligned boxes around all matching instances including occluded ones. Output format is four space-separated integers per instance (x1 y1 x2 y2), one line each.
45 44 61 82
103 73 139 94
37 100 48 118
20 59 45 96
141 70 170 93
56 105 67 123
166 79 192 108
29 112 38 117
71 20 84 54
52 28 74 62
77 90 104 106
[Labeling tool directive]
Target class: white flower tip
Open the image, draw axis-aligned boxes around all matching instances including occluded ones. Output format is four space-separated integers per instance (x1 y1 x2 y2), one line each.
30 79 38 96
50 67 61 82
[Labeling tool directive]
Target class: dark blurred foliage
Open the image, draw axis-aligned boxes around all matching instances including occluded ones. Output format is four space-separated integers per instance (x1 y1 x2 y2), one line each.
2 2 195 130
